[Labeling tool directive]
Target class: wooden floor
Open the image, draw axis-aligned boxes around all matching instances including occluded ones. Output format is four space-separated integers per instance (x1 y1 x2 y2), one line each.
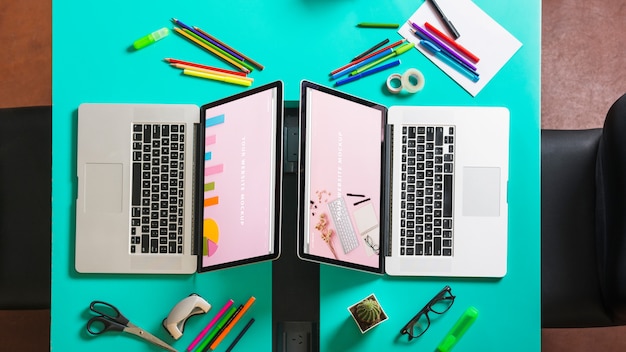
0 0 624 350
541 0 625 130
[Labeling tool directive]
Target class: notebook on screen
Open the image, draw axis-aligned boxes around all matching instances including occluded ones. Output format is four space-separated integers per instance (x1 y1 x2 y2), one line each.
297 80 509 277
75 81 283 274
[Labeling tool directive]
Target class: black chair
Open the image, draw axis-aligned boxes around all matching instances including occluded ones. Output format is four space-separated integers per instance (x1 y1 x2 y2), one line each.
0 106 51 309
0 106 51 351
542 93 626 327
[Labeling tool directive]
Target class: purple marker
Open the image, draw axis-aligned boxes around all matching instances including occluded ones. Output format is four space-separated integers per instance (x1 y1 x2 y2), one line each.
409 21 477 72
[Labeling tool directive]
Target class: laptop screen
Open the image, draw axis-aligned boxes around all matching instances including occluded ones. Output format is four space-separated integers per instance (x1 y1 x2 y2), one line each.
298 81 387 274
198 81 283 272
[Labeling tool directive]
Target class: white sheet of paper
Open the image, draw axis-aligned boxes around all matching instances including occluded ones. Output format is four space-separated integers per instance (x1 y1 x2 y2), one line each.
398 0 522 96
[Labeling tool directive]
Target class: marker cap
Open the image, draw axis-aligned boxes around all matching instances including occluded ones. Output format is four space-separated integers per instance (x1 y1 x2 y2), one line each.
394 42 415 55
133 27 170 50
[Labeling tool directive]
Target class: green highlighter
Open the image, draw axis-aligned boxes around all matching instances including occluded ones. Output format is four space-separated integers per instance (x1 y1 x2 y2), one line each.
436 306 479 352
133 27 170 50
350 42 414 75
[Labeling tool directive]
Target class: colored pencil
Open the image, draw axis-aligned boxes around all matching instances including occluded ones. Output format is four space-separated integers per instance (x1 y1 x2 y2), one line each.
329 39 405 75
183 69 252 87
201 305 243 352
194 27 265 71
209 296 256 350
352 38 390 61
424 22 479 63
187 299 234 351
224 318 255 352
182 28 255 72
171 63 254 82
173 27 251 73
165 58 247 77
195 306 238 352
171 18 245 61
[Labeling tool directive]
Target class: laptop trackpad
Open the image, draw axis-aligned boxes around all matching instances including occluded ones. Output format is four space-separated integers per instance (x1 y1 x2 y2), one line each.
84 163 123 213
462 167 500 217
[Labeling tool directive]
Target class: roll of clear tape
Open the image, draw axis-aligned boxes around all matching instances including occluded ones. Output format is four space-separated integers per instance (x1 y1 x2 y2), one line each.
386 73 403 94
401 68 425 93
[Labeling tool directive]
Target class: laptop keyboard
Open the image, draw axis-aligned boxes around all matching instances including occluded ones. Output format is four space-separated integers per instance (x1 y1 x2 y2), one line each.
130 123 186 254
327 197 360 254
400 125 455 256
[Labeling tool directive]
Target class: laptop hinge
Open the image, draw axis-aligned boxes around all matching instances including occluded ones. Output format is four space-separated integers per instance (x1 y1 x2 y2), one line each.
191 122 202 257
383 124 394 257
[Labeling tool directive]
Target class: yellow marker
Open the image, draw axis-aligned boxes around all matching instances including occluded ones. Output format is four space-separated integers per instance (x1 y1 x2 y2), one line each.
133 28 169 50
183 69 252 87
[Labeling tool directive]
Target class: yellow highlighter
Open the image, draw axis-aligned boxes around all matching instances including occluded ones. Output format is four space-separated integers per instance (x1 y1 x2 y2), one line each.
133 27 169 50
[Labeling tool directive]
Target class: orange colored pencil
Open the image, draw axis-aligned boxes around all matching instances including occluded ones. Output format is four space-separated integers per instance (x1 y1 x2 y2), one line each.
209 296 256 350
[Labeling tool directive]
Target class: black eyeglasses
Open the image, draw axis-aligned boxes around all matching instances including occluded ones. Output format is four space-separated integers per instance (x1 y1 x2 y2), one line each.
400 285 455 341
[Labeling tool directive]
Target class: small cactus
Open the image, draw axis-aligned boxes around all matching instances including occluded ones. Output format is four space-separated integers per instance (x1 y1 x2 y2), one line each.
356 298 382 324
349 294 388 333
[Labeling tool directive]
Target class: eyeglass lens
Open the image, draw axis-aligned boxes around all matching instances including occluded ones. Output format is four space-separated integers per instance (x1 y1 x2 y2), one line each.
430 291 454 313
404 286 455 339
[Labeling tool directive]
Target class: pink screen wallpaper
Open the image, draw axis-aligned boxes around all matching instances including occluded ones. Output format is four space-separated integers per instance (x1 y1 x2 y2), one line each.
202 88 277 268
305 88 384 269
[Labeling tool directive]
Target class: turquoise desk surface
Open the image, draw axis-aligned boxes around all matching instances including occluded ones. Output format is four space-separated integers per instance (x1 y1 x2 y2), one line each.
52 1 540 351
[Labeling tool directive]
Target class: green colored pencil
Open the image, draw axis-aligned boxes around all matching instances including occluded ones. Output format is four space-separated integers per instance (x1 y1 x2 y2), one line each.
195 305 238 352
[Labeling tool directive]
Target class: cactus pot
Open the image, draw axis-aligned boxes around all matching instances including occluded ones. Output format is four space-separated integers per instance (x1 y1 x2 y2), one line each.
347 293 388 333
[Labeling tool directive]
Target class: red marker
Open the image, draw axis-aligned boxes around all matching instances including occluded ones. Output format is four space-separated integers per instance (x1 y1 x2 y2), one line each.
424 22 480 63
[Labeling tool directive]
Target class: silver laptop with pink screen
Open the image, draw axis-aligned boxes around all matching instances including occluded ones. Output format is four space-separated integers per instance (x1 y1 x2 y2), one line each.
297 80 509 277
75 81 283 274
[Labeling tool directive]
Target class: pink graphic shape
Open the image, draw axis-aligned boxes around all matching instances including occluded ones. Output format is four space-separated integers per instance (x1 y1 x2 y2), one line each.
205 164 224 176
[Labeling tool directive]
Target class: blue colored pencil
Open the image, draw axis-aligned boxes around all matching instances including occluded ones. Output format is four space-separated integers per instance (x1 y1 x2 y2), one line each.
171 18 246 61
224 318 255 352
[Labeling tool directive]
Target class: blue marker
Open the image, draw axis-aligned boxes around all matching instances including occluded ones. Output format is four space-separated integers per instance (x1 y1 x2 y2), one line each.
420 40 479 82
334 59 401 87
410 23 476 72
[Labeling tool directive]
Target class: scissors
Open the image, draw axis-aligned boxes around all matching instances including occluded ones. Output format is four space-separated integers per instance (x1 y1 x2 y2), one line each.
86 300 177 352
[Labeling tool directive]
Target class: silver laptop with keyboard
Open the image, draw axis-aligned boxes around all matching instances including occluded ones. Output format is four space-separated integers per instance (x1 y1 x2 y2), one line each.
386 105 509 277
75 81 284 274
297 80 509 277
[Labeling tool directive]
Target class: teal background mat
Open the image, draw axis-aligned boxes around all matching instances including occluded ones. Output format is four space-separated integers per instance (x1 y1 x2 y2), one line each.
52 1 540 351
